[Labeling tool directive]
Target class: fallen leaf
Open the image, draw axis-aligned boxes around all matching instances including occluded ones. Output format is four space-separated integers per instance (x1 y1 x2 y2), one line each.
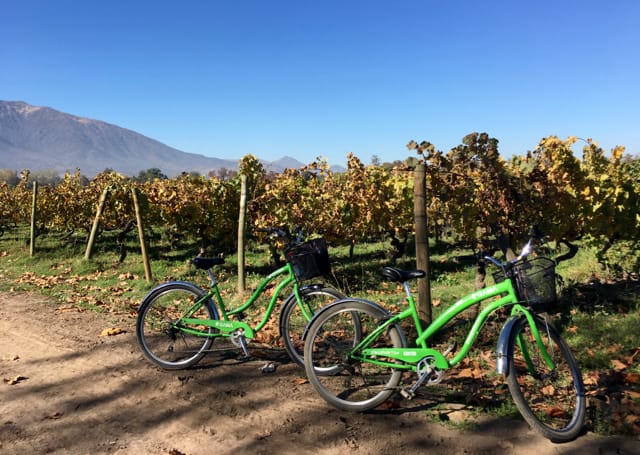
255 430 272 440
611 359 627 371
541 385 556 396
378 399 401 410
542 406 565 418
624 414 640 427
583 373 599 386
4 375 28 385
99 327 126 337
56 306 83 313
625 390 640 400
457 368 474 378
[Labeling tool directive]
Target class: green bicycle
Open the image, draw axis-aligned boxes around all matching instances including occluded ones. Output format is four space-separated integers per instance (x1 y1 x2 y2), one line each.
303 233 585 442
136 227 344 370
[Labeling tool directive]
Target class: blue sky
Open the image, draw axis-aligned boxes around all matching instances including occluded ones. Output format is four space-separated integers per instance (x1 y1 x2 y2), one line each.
2 0 639 166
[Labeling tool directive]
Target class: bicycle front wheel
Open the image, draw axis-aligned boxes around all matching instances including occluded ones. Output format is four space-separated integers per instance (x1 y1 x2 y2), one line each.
279 284 345 368
506 315 585 442
304 299 406 412
136 282 217 370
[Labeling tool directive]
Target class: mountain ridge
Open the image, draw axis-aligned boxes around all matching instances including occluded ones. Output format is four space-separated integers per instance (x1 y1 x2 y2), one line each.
0 100 305 177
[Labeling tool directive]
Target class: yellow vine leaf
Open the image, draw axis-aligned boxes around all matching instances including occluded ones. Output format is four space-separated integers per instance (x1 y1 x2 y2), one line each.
612 145 625 161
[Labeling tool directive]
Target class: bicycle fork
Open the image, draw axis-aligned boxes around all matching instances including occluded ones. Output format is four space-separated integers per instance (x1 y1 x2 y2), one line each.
496 311 555 376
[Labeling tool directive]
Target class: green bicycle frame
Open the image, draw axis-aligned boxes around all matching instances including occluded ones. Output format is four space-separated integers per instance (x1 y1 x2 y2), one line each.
358 276 554 373
177 262 303 340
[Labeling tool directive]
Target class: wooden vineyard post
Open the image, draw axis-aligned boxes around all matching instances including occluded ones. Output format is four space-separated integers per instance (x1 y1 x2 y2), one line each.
132 187 152 282
413 163 432 325
237 174 248 293
30 181 38 257
84 187 109 260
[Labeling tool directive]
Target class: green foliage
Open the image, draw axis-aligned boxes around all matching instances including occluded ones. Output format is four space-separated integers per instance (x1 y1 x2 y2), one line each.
133 167 168 182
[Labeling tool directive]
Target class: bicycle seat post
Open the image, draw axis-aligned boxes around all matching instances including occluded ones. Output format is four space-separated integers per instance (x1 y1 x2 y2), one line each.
402 281 413 299
206 268 217 287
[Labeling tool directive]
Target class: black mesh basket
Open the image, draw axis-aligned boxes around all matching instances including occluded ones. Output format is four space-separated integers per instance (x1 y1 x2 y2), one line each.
285 238 331 281
493 257 557 309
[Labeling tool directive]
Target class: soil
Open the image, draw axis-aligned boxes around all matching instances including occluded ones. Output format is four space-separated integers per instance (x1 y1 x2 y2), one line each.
1 291 638 455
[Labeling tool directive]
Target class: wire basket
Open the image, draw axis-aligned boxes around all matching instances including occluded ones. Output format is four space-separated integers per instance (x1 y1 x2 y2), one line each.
493 257 557 309
285 238 331 281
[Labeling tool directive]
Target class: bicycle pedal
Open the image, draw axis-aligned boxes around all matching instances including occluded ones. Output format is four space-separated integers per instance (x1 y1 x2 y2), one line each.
400 389 415 400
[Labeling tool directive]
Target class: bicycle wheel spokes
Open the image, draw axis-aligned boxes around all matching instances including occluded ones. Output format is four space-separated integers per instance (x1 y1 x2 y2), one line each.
507 317 585 442
305 300 404 412
137 285 216 369
280 286 344 368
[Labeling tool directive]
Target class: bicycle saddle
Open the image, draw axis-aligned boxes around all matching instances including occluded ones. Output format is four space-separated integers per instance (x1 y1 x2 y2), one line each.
382 267 426 283
191 257 225 270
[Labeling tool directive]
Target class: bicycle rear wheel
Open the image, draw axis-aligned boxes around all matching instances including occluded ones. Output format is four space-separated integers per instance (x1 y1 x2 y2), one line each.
304 299 406 412
136 282 217 370
279 284 345 368
506 315 585 442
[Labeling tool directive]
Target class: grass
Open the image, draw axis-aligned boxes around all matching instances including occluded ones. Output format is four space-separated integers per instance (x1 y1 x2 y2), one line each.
1 224 639 436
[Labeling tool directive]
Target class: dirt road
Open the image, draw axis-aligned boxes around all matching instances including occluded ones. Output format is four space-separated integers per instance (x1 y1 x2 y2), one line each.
0 291 638 454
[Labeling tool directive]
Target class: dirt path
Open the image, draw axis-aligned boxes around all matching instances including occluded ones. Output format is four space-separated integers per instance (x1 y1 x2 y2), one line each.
0 291 638 455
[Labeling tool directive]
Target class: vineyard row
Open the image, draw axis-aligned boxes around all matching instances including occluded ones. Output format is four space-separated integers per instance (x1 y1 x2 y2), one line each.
1 134 639 272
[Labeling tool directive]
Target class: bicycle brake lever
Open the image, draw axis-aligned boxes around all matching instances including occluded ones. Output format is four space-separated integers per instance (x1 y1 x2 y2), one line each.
515 239 533 261
483 256 503 267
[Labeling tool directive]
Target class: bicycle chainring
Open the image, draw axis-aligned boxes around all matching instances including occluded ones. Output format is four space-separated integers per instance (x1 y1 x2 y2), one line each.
417 356 444 385
230 329 250 348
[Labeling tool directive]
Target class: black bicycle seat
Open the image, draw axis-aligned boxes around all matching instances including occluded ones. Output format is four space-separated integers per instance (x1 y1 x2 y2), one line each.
382 267 426 283
192 257 225 270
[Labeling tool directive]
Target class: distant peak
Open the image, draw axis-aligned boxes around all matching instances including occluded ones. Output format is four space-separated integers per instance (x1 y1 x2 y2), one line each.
2 100 44 115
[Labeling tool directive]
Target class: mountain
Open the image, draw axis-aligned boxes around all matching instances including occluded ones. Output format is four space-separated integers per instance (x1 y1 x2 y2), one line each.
0 101 305 177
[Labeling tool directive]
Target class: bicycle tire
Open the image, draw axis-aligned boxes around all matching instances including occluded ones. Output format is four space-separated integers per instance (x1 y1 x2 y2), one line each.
303 299 406 412
506 315 586 442
136 282 218 370
279 284 345 368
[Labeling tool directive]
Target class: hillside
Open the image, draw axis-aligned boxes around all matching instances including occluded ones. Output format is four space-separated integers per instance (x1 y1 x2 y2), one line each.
0 101 303 177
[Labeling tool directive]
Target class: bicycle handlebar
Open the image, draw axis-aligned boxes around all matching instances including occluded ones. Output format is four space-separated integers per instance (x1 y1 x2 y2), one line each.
255 225 305 246
483 224 547 271
483 234 538 273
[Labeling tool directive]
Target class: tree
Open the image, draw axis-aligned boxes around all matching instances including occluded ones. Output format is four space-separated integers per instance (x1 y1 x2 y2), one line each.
134 168 168 182
0 169 19 186
31 169 62 186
